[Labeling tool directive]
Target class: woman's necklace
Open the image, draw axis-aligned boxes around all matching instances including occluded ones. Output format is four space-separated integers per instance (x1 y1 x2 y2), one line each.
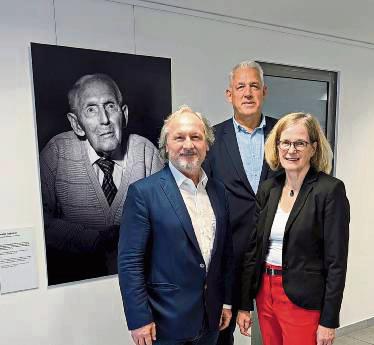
284 185 296 197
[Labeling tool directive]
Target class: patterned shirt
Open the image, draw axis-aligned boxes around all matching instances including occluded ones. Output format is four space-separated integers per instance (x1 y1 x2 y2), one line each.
86 140 125 189
169 162 216 272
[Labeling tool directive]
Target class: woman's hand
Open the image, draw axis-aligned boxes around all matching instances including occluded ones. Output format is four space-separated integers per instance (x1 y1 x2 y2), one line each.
317 325 335 345
236 310 252 336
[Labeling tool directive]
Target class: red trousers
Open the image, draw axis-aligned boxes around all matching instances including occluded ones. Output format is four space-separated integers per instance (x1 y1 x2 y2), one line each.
256 264 320 345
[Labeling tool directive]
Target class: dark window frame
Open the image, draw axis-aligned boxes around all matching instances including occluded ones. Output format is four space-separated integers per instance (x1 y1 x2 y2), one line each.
260 61 338 174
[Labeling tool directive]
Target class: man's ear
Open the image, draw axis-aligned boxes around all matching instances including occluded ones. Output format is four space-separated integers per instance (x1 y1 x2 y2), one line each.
67 113 85 137
165 140 169 154
122 104 129 127
225 88 232 103
263 85 268 98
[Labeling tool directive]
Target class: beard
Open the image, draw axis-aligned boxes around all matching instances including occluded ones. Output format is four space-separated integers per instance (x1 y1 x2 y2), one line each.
170 153 203 175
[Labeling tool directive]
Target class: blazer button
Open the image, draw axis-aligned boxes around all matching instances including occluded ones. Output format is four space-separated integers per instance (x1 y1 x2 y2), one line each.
200 263 205 269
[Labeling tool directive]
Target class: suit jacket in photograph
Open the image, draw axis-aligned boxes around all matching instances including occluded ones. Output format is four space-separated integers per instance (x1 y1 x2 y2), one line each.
203 116 277 306
241 168 350 328
118 166 233 341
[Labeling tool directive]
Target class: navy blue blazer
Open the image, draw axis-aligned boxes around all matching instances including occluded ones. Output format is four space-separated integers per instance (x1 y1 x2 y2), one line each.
118 166 233 341
203 116 278 307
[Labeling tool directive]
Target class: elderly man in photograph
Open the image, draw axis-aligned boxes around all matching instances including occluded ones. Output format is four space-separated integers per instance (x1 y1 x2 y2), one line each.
40 73 163 285
118 106 233 345
203 61 278 345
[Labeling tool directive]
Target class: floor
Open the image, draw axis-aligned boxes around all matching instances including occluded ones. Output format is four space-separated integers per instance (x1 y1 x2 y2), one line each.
236 323 374 345
335 325 374 345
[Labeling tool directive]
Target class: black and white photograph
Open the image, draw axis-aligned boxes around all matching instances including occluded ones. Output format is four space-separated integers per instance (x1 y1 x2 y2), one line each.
31 43 171 285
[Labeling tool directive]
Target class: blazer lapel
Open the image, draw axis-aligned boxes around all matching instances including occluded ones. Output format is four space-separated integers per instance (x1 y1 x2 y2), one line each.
285 168 318 234
205 180 220 257
259 116 275 183
159 167 202 256
262 183 283 251
259 161 270 184
222 121 255 195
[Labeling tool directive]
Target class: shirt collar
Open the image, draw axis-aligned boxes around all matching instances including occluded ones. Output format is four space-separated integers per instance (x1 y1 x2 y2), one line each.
168 161 208 189
233 114 266 134
85 140 124 168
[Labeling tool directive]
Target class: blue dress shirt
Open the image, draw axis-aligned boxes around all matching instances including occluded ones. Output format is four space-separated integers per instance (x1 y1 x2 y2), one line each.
233 116 266 193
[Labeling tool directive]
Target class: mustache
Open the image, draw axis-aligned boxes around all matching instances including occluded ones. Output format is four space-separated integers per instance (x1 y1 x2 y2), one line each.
98 125 115 136
180 149 197 156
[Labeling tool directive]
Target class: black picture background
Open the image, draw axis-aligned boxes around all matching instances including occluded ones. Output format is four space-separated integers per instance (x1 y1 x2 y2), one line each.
31 43 171 151
31 43 171 285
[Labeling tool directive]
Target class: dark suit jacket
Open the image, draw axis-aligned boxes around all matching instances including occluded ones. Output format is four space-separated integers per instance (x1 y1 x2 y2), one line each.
240 168 350 328
203 116 277 307
118 166 233 341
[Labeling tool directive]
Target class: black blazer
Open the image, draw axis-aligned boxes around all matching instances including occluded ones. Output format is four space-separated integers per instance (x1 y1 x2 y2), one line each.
203 116 278 307
240 168 350 328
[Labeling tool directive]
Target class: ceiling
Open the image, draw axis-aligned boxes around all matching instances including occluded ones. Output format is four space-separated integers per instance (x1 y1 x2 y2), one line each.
139 0 374 45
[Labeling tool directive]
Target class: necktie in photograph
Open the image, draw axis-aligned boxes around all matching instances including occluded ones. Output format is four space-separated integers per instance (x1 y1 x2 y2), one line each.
96 158 118 205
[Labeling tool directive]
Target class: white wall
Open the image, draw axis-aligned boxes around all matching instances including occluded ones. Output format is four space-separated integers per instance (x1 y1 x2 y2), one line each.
132 0 374 44
0 0 373 344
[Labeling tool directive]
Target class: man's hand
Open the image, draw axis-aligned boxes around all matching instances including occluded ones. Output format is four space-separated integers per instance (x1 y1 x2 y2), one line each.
131 322 156 345
317 325 335 345
236 310 252 336
219 308 232 330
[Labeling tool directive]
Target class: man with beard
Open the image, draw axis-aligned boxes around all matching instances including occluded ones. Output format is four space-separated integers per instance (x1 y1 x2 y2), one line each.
118 106 233 345
40 73 163 284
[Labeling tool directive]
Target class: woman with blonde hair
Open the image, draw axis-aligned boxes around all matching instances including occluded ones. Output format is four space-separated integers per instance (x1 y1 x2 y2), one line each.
237 112 349 345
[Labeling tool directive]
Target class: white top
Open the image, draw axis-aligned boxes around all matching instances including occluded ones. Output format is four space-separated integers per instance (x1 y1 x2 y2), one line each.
169 162 216 272
266 205 290 266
